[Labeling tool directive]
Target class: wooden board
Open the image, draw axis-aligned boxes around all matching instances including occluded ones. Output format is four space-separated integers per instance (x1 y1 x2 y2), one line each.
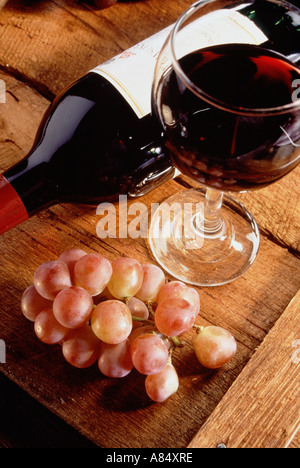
188 290 300 448
0 0 299 448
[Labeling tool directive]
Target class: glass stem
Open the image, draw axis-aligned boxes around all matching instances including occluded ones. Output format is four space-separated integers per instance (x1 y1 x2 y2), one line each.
194 188 225 237
205 188 224 228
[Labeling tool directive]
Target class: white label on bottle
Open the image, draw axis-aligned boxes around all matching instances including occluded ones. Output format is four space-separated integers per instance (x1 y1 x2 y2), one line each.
92 24 174 119
92 10 267 119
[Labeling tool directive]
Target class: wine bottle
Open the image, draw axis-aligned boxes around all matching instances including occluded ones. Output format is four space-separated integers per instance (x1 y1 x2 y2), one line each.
0 24 176 235
242 1 300 59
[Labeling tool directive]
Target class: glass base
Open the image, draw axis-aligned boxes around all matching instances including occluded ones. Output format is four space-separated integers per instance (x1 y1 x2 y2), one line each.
148 188 260 287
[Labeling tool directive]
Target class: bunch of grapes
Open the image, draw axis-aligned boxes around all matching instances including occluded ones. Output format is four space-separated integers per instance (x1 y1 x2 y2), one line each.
21 248 237 403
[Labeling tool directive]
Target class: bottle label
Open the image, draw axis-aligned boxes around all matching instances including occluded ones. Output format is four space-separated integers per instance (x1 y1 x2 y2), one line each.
92 24 174 119
0 175 28 235
91 10 266 119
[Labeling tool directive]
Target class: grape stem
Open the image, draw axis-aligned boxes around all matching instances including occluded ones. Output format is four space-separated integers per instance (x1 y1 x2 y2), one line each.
193 325 205 334
167 346 174 364
170 336 183 347
146 301 156 319
131 315 155 326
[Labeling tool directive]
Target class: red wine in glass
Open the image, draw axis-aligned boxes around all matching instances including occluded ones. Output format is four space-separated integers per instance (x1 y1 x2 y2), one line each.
159 43 300 192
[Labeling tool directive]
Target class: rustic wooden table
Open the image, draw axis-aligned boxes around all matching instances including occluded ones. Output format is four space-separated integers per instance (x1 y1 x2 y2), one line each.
0 0 299 449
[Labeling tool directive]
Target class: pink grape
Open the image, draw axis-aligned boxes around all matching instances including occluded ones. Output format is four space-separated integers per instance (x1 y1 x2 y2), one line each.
135 263 165 303
130 333 169 375
33 260 72 300
128 325 171 350
128 324 157 344
145 363 179 402
157 281 200 317
126 297 149 328
155 298 195 337
74 253 112 296
107 257 143 299
34 308 70 345
157 281 185 304
53 286 94 329
62 325 101 368
21 285 52 322
194 326 237 369
91 300 132 344
58 248 87 282
98 339 133 378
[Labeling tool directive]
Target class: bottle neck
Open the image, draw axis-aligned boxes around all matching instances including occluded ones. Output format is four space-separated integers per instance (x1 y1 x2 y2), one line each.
1 147 61 234
0 174 29 234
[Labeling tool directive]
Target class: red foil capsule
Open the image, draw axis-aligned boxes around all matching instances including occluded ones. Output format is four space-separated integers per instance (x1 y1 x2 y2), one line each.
0 174 28 234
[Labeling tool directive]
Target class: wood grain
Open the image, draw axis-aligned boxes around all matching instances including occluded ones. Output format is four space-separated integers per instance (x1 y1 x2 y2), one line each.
0 0 192 96
289 429 300 449
0 71 49 172
0 0 299 448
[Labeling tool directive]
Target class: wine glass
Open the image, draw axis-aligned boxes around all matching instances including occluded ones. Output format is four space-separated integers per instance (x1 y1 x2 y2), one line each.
149 0 300 287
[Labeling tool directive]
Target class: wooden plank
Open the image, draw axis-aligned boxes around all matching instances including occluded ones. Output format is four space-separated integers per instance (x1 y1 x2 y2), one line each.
0 179 299 448
188 289 300 449
0 0 299 448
